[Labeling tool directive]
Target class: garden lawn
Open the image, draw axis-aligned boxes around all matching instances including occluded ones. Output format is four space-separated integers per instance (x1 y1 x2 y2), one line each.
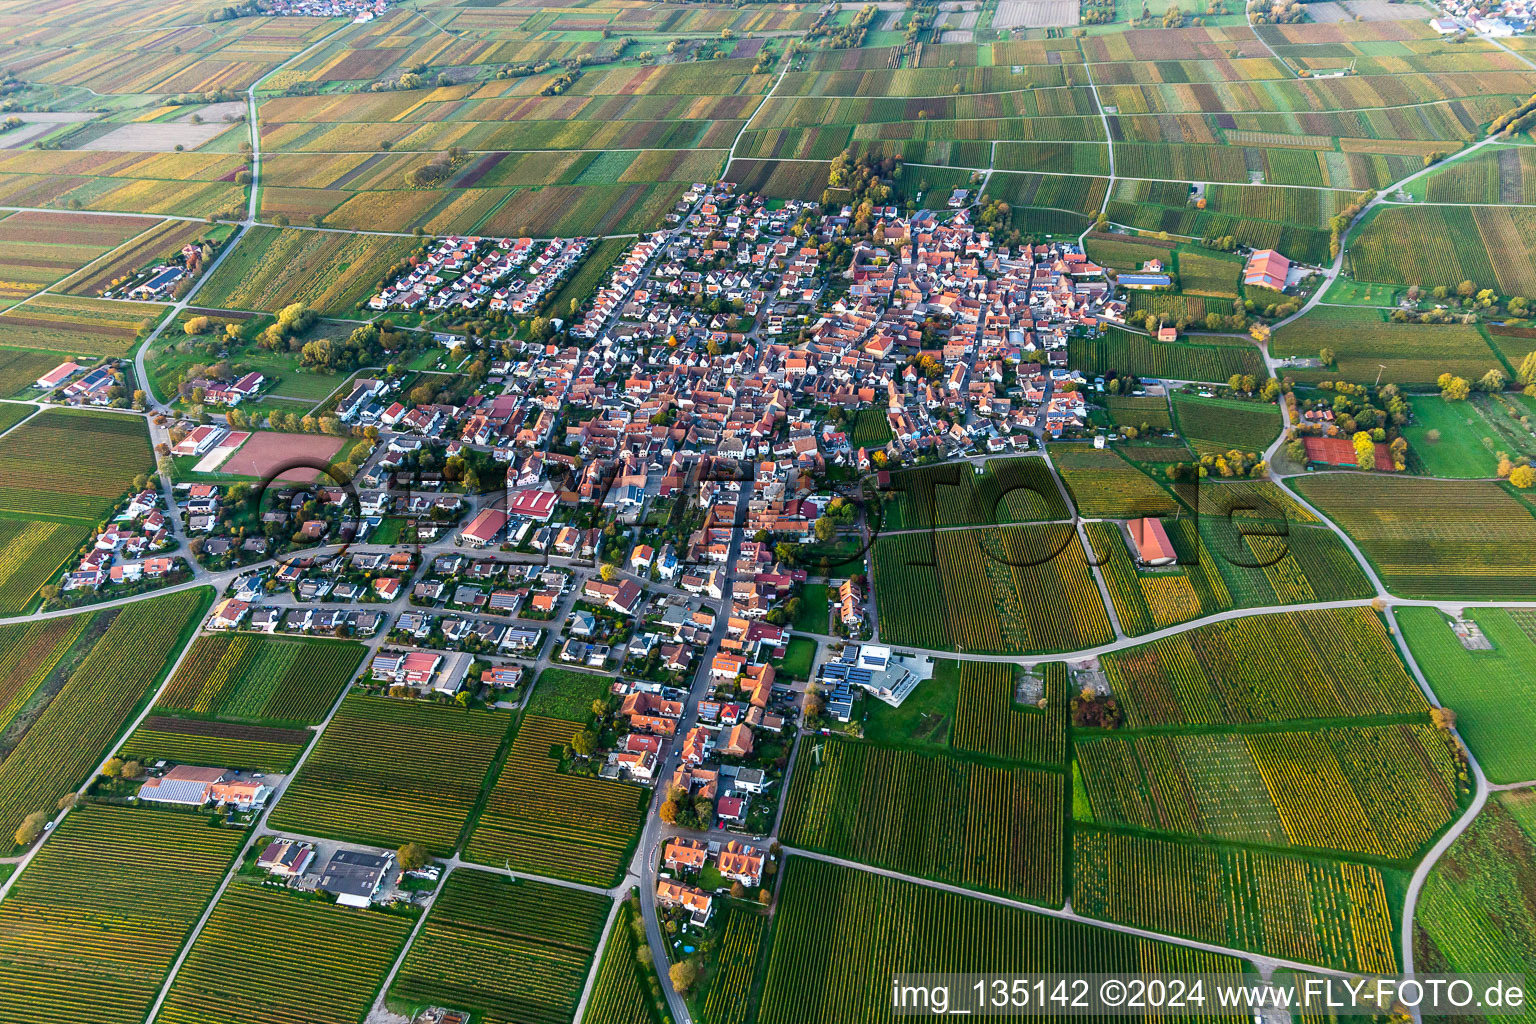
773 637 817 680
1402 394 1501 478
792 583 830 635
1396 606 1536 784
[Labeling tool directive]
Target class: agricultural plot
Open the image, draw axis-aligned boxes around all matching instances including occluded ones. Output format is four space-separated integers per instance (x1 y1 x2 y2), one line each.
0 589 204 844
0 517 85 615
119 715 312 773
872 524 1113 655
196 226 419 315
1293 475 1536 599
700 906 768 1024
0 409 150 521
952 662 1068 766
156 883 413 1024
1085 234 1177 272
1099 607 1426 728
1197 478 1318 524
758 858 1248 1024
0 293 163 358
781 736 1064 904
1175 250 1242 298
1413 795 1536 1019
157 634 365 725
1051 444 1179 518
1351 205 1536 298
0 211 148 308
846 407 892 447
467 715 648 886
1272 305 1502 386
1104 394 1172 432
0 348 68 399
879 457 1069 530
1171 395 1280 454
388 869 610 1024
61 218 209 298
1076 723 1464 860
1396 606 1536 785
1418 146 1536 205
0 615 90 730
269 694 508 854
1107 181 1348 267
0 151 244 221
588 898 668 1024
722 159 831 202
0 805 243 1022
1088 518 1372 635
1073 829 1397 974
1071 326 1265 382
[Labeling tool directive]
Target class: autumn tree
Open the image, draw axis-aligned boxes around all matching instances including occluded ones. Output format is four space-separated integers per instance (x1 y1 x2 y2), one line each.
1438 373 1470 402
1519 349 1536 387
15 810 49 846
1352 431 1375 471
670 961 698 994
397 842 429 870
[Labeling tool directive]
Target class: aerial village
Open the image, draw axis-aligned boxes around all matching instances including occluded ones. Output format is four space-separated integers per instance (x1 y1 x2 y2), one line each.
49 179 1313 962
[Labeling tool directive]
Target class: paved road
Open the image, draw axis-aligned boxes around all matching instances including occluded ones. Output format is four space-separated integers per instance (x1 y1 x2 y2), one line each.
635 478 756 1024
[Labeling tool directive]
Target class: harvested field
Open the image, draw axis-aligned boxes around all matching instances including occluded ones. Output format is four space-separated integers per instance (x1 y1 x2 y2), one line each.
993 0 1081 28
217 432 344 483
79 121 237 152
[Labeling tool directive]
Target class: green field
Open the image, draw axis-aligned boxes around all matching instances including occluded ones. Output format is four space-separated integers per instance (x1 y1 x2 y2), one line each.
1403 394 1504 478
1272 305 1502 386
1414 792 1536 1020
156 633 365 725
0 589 206 845
157 882 414 1024
528 667 612 722
781 735 1064 904
758 858 1248 1024
388 869 611 1024
791 583 830 635
0 804 245 1023
1397 606 1536 784
269 694 510 854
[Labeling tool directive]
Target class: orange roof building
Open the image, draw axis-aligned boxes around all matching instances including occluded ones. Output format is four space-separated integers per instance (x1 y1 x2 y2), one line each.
1128 517 1176 567
1243 249 1290 291
656 880 713 925
717 841 765 886
664 838 708 873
